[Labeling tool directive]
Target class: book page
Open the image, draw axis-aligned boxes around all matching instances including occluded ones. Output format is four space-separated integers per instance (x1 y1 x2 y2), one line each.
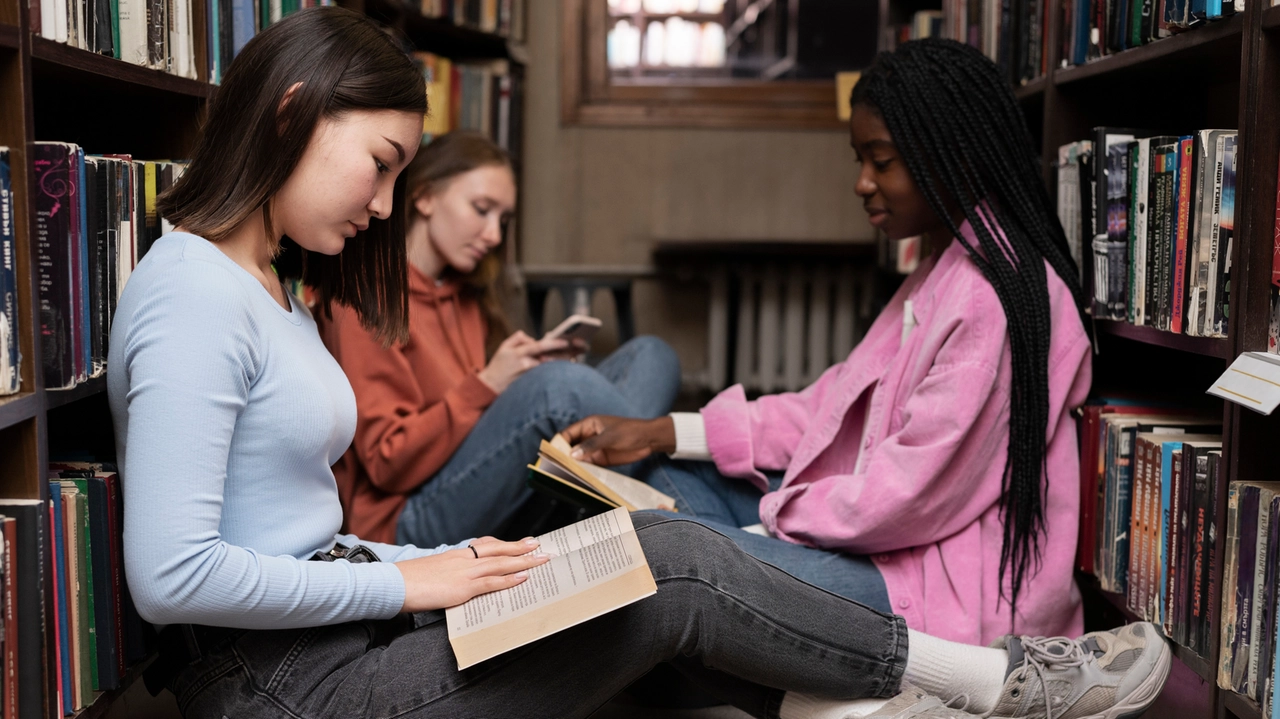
446 508 656 669
549 434 675 511
579 463 676 512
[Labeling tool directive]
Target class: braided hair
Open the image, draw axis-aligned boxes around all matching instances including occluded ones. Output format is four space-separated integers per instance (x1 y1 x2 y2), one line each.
851 39 1088 617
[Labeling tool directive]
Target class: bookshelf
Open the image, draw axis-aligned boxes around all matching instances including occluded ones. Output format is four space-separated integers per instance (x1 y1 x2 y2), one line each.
1007 0 1280 715
0 0 526 717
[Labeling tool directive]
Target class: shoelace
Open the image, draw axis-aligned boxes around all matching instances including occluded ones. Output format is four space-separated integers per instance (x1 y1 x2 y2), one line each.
1014 635 1097 719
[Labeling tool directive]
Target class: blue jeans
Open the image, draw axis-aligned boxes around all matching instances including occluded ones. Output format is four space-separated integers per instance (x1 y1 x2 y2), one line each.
396 336 681 548
166 515 908 719
639 457 892 614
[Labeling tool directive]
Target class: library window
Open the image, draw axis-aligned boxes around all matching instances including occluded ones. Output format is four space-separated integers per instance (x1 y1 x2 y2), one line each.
562 0 879 129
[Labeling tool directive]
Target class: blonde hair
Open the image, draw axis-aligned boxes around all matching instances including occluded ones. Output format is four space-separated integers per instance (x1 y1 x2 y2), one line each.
404 131 514 355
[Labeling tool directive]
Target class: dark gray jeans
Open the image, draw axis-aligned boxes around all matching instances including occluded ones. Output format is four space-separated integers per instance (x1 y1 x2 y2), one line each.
168 514 908 719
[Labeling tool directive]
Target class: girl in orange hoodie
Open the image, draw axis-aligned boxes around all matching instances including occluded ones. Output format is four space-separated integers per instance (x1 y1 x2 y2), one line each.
318 131 680 547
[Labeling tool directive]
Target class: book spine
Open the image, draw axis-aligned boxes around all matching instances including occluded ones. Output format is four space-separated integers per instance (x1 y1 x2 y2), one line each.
1189 449 1210 654
48 489 72 715
1147 149 1166 325
32 144 76 390
0 149 17 395
1205 452 1224 660
0 502 49 719
1146 437 1162 621
1078 407 1100 574
1128 143 1141 324
1258 496 1280 705
102 476 125 678
1115 426 1136 595
1202 134 1226 337
1 519 16 719
1215 135 1237 336
1129 436 1149 615
1172 137 1194 334
1233 486 1261 693
1219 483 1241 689
1250 489 1274 698
1174 447 1191 646
146 0 164 69
1162 441 1179 636
85 480 117 690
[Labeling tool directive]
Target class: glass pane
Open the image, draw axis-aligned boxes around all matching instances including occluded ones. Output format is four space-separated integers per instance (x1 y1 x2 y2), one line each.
608 19 642 68
608 0 878 80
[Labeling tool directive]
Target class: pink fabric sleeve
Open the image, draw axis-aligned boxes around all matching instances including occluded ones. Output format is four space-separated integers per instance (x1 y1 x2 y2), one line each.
701 362 847 492
764 358 1009 554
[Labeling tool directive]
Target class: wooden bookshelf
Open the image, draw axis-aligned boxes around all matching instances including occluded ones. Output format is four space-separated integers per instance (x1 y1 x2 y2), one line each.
1095 320 1232 359
0 0 528 717
0 392 40 431
1014 74 1047 101
1001 0 1278 712
45 376 107 412
1053 14 1244 85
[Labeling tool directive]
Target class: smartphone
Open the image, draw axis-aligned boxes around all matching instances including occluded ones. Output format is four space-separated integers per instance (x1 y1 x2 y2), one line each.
543 314 603 342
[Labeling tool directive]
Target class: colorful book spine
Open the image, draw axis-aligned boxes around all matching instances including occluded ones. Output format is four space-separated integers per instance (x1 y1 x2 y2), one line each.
1172 137 1194 334
0 148 17 395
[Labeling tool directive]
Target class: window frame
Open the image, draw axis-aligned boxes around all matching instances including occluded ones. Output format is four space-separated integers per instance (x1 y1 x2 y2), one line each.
561 0 844 130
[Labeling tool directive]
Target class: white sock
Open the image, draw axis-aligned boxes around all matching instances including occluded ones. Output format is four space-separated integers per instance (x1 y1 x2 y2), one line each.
903 629 1009 714
779 693 891 719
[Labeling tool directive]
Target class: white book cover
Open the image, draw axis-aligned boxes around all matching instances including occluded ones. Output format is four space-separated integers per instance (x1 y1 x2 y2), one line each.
41 0 56 39
54 0 68 44
172 0 190 78
117 0 149 65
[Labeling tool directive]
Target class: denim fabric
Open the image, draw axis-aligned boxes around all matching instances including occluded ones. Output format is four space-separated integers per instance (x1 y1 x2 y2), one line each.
639 458 892 614
168 514 907 719
395 336 681 548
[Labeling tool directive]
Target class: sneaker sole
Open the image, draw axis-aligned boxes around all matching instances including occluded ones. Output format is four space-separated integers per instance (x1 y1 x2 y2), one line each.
1077 639 1173 719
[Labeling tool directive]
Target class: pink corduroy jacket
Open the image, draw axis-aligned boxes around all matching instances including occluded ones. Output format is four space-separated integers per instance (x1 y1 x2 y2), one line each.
701 222 1092 646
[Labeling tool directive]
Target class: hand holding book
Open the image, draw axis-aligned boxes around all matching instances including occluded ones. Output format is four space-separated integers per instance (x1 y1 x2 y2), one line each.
394 536 550 614
560 415 677 466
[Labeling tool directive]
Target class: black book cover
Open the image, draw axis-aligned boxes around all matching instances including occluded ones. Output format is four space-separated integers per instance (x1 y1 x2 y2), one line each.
0 500 51 719
1186 444 1212 653
102 158 120 339
100 474 126 676
1204 450 1223 661
32 143 76 389
1230 484 1261 692
1257 494 1280 703
1170 447 1188 646
526 468 614 517
84 478 119 690
219 0 234 79
92 0 111 55
84 158 106 378
1138 0 1154 44
0 148 17 394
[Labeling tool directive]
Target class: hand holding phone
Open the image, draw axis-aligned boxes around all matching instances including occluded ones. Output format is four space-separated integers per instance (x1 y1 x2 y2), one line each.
542 314 602 342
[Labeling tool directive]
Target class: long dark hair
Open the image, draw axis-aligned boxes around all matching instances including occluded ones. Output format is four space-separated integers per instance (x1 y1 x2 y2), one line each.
851 39 1088 616
156 6 425 343
403 131 514 356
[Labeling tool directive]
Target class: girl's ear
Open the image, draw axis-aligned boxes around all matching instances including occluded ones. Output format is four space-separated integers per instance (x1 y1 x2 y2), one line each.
413 192 435 219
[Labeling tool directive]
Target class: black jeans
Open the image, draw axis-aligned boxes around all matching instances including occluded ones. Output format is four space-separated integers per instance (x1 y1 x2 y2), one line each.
166 514 908 719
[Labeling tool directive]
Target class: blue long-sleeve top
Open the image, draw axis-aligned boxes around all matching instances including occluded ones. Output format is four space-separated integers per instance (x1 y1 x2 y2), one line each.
107 233 456 629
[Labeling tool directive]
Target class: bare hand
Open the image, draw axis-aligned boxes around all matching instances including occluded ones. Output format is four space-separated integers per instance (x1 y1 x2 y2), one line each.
560 415 677 466
478 331 570 394
395 536 551 613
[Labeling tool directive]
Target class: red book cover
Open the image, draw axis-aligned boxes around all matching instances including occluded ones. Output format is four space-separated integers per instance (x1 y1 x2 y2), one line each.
1272 152 1280 288
1077 404 1167 575
1172 138 1194 334
101 474 125 677
2 517 17 719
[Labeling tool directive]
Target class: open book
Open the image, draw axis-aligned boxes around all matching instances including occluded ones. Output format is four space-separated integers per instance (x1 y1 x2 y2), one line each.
525 436 676 513
445 507 656 669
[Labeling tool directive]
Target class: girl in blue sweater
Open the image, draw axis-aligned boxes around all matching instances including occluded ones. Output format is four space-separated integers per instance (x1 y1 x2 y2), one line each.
107 8 1170 718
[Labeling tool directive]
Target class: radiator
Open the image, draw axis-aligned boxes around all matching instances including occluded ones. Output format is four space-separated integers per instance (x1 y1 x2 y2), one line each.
703 262 879 393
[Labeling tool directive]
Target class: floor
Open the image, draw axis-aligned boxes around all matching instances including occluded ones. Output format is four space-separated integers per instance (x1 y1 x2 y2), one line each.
103 677 754 719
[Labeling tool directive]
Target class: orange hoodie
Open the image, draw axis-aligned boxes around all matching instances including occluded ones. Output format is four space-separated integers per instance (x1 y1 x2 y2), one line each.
317 264 497 543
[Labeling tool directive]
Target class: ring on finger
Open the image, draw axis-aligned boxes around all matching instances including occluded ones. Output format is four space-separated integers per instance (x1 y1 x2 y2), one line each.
468 544 479 559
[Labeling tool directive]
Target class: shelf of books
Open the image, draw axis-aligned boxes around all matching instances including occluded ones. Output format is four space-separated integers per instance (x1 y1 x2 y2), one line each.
0 0 529 716
989 0 1280 709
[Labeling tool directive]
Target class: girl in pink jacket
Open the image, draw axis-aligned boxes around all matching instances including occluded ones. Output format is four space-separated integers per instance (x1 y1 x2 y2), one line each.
565 39 1092 649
